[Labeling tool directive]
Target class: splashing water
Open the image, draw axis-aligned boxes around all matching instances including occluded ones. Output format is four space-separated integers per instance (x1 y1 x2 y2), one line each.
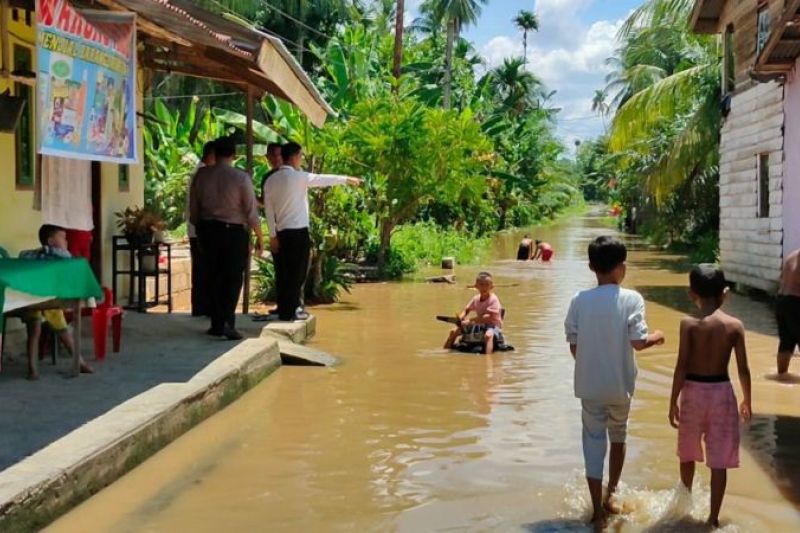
560 470 741 532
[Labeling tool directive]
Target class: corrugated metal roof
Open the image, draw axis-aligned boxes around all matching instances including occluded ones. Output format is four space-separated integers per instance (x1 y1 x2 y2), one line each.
93 0 333 126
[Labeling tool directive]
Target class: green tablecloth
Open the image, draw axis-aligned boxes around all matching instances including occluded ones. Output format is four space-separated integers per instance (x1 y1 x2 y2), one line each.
0 258 103 329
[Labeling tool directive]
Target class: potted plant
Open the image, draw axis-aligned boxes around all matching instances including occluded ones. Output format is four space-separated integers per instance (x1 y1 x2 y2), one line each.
115 207 165 247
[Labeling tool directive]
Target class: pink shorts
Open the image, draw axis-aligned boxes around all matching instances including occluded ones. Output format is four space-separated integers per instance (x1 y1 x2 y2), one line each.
677 380 740 469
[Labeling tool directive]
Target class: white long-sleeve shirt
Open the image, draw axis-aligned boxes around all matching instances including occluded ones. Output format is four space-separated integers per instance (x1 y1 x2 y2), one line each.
263 165 350 237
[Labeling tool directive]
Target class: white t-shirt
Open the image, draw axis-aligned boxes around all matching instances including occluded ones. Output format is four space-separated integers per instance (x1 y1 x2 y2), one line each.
564 284 649 402
262 165 350 238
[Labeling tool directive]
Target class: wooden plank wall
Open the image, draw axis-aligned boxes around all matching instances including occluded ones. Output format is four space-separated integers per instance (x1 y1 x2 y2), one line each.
719 81 785 291
720 0 786 94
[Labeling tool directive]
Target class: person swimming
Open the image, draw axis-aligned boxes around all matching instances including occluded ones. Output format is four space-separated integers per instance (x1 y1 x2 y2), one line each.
533 240 554 262
517 235 533 261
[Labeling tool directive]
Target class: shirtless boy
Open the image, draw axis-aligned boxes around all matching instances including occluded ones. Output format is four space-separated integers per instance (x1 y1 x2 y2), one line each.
776 248 800 375
444 272 503 355
669 264 752 528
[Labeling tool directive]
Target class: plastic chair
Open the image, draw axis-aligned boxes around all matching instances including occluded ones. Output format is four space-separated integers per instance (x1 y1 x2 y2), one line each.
92 287 123 360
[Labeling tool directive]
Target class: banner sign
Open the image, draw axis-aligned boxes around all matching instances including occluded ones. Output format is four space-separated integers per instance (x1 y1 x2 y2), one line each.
36 0 137 163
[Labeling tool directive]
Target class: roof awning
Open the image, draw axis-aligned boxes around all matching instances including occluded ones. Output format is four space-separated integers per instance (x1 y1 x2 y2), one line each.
753 0 800 79
91 0 333 127
689 0 725 34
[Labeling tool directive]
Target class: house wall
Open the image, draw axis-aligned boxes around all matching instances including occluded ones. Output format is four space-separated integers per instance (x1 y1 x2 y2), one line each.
719 81 785 292
0 4 144 292
784 59 800 258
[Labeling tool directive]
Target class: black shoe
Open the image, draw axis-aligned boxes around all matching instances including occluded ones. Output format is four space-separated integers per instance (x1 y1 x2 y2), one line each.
206 327 224 337
277 315 296 322
222 327 243 340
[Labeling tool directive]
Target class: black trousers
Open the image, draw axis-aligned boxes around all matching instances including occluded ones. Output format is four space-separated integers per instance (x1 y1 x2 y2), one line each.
276 227 310 320
189 237 210 316
197 220 249 331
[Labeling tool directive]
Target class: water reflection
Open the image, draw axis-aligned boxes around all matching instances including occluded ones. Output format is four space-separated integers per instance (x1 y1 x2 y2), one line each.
47 215 800 532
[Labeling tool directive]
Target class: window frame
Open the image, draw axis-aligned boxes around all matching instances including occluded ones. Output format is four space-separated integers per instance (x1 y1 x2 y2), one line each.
13 43 36 191
757 5 770 56
723 24 736 95
757 152 771 219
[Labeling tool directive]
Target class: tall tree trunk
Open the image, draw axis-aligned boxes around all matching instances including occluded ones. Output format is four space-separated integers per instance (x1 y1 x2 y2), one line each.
523 31 528 64
393 0 405 82
376 219 394 275
443 18 455 109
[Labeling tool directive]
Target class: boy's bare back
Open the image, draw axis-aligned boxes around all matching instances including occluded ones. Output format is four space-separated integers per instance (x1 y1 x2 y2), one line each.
681 310 745 377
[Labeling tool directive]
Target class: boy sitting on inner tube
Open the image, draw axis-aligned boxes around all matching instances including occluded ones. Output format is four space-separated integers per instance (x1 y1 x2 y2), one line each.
444 272 504 354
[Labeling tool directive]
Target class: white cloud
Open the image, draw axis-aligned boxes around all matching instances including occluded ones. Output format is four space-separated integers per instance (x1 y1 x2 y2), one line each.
480 1 624 147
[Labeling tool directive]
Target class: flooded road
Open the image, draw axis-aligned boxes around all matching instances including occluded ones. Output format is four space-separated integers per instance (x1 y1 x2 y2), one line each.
48 215 800 532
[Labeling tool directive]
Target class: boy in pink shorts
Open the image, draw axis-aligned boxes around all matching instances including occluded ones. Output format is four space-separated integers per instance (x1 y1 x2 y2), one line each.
669 264 752 528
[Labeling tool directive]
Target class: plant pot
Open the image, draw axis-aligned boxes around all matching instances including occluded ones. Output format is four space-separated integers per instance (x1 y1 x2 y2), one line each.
140 250 158 274
125 232 153 248
153 230 167 243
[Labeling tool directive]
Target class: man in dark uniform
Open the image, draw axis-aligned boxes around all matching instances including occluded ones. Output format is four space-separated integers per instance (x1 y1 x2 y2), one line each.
189 136 264 339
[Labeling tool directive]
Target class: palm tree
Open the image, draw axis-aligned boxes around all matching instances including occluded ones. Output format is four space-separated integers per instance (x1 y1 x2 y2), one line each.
394 0 405 80
607 0 720 201
591 88 609 130
426 0 488 109
491 57 541 114
513 10 539 64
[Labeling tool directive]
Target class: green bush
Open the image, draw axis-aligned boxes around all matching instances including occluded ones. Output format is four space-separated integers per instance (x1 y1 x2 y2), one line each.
688 231 719 264
367 222 490 279
252 257 277 303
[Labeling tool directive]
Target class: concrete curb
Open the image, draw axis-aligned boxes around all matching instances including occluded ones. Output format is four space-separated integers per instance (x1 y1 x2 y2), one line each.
0 338 281 533
261 315 317 344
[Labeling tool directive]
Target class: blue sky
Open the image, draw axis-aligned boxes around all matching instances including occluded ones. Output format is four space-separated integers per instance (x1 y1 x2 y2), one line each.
413 0 643 147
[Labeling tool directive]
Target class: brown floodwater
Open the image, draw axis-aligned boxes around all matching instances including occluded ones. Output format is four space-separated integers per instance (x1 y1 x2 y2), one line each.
48 214 800 532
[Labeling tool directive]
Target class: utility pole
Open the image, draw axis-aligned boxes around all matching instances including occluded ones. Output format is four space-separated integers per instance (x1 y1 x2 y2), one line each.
393 0 405 83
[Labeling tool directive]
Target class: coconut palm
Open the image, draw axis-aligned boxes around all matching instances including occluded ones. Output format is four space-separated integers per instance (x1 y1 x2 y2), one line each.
607 0 720 201
513 10 539 64
425 0 488 109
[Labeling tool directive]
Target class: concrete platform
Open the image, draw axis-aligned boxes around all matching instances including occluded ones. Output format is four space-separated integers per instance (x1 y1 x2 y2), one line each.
277 340 341 367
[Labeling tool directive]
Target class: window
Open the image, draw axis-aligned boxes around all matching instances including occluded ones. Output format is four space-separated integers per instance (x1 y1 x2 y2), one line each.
723 24 735 94
757 6 770 55
14 45 35 190
757 153 770 218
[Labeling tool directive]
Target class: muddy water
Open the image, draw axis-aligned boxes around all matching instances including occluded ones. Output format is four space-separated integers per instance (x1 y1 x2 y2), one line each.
48 215 800 532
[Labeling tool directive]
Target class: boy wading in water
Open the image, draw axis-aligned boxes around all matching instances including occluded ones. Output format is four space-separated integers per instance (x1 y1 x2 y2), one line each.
444 272 503 355
669 265 752 528
564 236 664 529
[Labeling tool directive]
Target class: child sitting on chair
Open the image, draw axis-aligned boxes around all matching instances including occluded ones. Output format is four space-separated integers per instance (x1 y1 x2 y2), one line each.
444 272 504 354
19 224 94 380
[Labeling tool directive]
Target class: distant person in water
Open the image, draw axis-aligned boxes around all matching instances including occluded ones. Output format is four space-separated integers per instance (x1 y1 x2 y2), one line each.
444 272 504 355
564 236 664 530
776 248 800 376
669 264 752 528
517 235 533 260
533 240 554 262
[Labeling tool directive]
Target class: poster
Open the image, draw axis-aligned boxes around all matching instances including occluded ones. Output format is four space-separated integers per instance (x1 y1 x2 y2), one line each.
36 0 137 163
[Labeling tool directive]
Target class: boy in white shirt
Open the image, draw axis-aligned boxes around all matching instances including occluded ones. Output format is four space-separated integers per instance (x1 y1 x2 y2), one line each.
564 236 664 529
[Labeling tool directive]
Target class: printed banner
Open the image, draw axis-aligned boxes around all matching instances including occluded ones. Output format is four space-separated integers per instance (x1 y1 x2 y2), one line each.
36 0 137 163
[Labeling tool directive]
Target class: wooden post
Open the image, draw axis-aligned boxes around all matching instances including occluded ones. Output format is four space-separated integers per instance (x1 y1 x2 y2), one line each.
243 85 254 315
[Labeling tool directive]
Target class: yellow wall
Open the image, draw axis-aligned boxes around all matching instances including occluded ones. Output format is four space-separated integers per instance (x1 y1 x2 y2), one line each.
0 5 144 290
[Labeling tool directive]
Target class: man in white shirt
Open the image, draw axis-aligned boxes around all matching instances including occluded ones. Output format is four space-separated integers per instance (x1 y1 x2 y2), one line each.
186 141 216 317
564 236 664 529
263 142 361 321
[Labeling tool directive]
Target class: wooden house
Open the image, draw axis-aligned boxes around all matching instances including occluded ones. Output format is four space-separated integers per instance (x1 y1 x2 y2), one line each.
692 0 800 292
